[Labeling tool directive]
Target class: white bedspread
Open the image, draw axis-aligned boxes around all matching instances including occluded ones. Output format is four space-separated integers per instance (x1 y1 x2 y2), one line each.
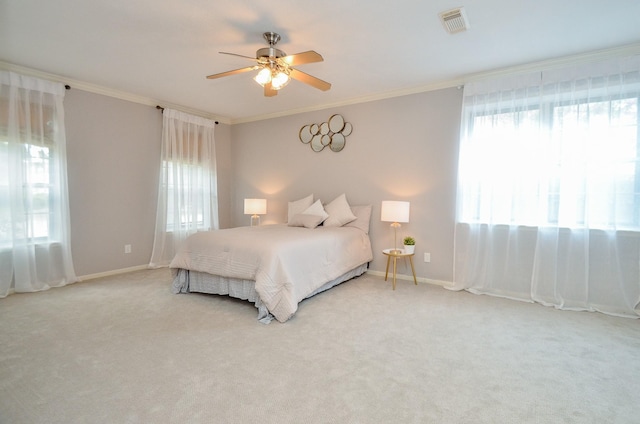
169 224 373 322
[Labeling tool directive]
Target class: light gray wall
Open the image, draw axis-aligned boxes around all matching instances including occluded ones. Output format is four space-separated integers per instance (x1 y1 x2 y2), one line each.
62 86 459 282
213 121 233 230
64 90 232 276
230 87 463 282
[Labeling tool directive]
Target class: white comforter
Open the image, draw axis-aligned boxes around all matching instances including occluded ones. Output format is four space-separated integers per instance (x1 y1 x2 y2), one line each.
169 224 373 322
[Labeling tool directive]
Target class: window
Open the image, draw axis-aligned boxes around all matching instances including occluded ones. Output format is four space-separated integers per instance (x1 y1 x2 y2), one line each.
459 91 640 230
0 143 55 244
453 59 640 317
0 70 76 295
149 108 218 268
163 160 212 232
549 97 639 228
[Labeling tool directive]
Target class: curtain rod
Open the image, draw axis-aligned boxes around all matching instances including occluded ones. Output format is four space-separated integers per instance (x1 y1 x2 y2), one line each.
156 105 219 124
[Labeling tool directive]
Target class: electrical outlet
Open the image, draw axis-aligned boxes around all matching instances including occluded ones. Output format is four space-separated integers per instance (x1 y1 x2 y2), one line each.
124 244 132 254
424 252 431 263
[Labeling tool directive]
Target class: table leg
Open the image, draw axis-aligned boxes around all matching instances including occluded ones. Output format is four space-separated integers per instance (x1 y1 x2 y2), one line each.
385 255 391 281
409 256 417 285
392 257 397 290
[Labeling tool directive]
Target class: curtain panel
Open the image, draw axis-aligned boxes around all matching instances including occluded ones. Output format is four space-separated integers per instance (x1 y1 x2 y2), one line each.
0 71 77 297
149 108 219 268
453 55 640 317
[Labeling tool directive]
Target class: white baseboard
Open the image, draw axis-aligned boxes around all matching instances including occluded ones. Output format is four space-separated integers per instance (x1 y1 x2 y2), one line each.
77 264 151 282
78 266 453 288
366 270 453 288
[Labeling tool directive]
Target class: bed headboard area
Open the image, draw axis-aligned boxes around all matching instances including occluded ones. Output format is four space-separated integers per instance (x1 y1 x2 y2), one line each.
286 193 371 233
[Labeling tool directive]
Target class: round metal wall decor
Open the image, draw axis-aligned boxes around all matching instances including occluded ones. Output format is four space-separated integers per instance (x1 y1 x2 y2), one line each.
298 114 352 152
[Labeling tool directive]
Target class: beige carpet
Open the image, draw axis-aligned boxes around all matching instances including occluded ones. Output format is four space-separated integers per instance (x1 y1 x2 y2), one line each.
1 268 639 424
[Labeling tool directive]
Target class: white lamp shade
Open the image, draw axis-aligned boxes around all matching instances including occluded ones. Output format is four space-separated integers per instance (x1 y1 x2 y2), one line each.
244 198 267 215
381 201 410 223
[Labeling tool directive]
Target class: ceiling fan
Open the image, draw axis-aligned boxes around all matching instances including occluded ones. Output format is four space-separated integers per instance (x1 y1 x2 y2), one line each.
206 32 331 97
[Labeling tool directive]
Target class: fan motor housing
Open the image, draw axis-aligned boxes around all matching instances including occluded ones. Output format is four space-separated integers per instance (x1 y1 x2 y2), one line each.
257 47 286 59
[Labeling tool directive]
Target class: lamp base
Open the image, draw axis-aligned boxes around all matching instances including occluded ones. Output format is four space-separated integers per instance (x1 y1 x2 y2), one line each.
388 249 404 254
390 222 401 253
250 215 261 227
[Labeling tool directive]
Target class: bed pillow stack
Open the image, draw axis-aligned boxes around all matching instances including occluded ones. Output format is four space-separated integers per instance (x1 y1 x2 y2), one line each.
287 194 318 229
287 193 370 232
322 193 357 227
287 213 326 229
289 199 330 229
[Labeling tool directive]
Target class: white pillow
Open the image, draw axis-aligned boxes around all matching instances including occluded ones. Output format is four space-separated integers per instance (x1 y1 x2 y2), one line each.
302 199 329 223
345 205 372 234
287 194 313 223
287 214 325 229
323 193 357 227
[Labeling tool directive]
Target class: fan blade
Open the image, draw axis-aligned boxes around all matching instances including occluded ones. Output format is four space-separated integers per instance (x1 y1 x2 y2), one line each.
206 66 258 79
289 68 331 91
219 52 258 61
264 82 278 97
281 50 324 66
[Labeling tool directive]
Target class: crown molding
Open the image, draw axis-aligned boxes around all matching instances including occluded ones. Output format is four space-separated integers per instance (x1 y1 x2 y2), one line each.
462 42 640 83
0 61 229 124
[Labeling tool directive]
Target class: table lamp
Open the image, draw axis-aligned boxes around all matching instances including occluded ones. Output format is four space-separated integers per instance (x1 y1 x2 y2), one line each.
381 200 410 253
244 198 267 226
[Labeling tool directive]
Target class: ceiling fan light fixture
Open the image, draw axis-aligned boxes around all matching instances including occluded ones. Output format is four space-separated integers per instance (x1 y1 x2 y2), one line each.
254 67 272 86
208 31 330 96
271 71 290 90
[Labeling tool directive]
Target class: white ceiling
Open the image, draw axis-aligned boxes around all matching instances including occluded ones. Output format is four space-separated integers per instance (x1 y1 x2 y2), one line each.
3 0 640 123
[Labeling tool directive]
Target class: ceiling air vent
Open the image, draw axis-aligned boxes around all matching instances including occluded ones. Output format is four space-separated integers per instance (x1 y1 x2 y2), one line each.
439 7 470 34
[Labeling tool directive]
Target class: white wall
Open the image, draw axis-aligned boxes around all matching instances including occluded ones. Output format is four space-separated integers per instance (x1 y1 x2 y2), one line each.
230 87 463 282
64 90 232 276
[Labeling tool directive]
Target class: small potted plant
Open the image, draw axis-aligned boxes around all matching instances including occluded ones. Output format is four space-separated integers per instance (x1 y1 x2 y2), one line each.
403 236 415 254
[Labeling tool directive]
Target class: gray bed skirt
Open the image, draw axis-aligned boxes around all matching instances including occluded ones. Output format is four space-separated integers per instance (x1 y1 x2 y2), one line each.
171 263 369 323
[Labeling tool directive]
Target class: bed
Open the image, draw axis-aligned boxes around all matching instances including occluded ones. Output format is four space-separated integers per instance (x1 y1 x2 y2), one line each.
170 195 373 323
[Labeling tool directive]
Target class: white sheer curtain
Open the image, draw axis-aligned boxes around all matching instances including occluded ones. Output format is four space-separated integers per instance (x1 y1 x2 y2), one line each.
149 108 218 267
0 71 76 297
453 55 640 317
